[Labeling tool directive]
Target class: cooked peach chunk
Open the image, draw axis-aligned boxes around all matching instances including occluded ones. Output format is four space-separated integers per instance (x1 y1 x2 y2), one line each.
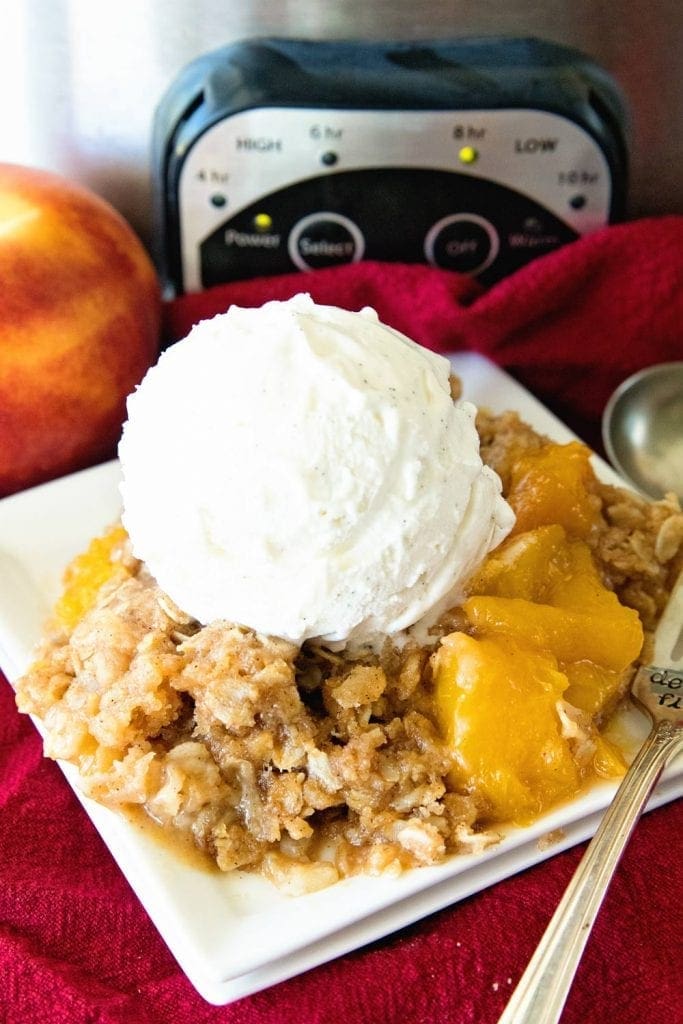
432 632 581 824
464 525 644 673
463 596 642 672
562 661 626 719
507 441 602 539
466 524 568 602
440 494 645 820
54 523 130 630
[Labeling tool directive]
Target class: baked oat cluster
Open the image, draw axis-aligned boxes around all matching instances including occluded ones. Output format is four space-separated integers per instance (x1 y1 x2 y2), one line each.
18 561 490 892
16 409 683 894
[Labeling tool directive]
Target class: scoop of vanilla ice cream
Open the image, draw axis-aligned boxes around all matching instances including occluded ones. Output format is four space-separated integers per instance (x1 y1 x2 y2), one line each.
119 293 514 646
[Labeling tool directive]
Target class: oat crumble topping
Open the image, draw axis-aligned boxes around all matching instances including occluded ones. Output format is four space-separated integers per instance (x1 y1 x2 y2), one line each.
15 403 683 893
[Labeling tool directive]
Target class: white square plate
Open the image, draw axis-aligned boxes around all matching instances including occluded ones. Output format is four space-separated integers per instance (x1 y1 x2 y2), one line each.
1 352 681 1005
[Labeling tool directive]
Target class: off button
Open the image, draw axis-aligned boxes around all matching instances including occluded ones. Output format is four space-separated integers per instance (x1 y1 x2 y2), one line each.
424 214 499 275
289 212 365 271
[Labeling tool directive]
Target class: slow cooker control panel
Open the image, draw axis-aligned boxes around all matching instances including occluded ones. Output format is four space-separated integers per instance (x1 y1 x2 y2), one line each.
177 107 612 291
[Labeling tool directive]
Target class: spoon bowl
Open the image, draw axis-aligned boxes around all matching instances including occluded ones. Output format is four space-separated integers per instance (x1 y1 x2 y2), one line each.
602 362 683 501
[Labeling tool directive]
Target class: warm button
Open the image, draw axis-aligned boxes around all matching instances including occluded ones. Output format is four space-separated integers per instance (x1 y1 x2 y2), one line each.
424 213 499 275
288 212 365 271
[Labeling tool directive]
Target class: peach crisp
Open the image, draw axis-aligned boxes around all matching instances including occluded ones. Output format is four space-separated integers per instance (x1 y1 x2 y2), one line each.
15 412 683 892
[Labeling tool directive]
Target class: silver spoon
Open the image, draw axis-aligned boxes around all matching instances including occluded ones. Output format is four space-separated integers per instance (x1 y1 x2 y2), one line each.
602 361 683 501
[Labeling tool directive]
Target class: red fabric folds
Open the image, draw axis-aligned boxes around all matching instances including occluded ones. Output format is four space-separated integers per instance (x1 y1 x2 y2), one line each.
2 218 683 1023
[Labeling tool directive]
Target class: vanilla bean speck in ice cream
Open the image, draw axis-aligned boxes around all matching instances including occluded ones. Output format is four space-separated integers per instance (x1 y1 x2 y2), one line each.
118 294 514 646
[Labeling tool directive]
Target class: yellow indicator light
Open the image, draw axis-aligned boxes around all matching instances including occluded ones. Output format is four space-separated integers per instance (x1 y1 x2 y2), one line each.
458 145 479 165
253 212 273 231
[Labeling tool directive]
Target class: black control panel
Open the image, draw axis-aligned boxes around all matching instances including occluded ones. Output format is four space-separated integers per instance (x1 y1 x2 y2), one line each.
199 168 579 288
153 37 628 295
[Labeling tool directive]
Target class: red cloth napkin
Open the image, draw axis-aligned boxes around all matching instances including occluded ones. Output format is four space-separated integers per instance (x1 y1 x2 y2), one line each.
2 217 683 1024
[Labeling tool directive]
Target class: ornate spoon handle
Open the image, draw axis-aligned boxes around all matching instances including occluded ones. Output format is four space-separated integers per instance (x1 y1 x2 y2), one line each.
497 720 683 1024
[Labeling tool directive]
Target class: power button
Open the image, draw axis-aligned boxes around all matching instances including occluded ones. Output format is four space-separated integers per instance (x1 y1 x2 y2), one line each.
289 212 365 271
424 214 499 275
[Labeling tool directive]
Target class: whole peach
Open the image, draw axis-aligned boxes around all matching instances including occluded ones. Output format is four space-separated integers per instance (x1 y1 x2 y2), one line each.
0 163 161 497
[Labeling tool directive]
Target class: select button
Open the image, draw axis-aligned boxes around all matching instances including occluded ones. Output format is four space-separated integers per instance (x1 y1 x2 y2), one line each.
424 214 499 275
289 212 365 271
